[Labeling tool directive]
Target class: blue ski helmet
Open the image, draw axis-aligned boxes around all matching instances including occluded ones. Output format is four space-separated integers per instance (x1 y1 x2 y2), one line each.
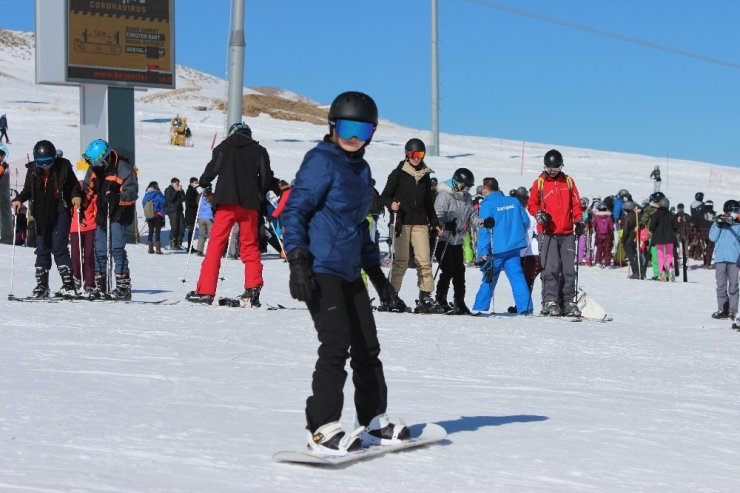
83 139 111 166
0 143 8 163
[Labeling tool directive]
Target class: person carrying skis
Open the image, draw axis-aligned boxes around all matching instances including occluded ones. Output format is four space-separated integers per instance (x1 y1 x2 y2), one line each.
280 91 409 455
527 149 584 317
472 177 532 315
708 200 740 320
380 138 443 313
185 122 273 307
81 138 138 300
433 168 475 314
11 140 82 298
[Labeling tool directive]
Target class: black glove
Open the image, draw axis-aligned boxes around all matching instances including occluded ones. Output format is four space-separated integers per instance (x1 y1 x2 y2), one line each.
535 210 551 225
483 217 494 229
716 214 729 225
286 248 316 302
105 192 120 205
444 219 457 232
574 222 585 236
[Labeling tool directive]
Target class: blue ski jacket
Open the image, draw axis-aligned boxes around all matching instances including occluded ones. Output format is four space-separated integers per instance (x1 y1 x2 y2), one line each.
476 191 530 258
281 138 377 282
141 188 165 223
708 220 740 263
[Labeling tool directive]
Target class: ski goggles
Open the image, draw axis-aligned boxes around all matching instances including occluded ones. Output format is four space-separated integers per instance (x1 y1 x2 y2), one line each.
407 151 425 160
729 206 740 215
333 119 376 142
34 157 54 168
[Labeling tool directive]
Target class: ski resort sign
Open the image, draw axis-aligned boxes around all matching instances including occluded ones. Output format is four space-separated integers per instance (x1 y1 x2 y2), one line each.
36 0 175 89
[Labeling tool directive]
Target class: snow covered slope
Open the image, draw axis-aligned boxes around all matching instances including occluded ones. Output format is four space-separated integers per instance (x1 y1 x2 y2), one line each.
1 29 739 493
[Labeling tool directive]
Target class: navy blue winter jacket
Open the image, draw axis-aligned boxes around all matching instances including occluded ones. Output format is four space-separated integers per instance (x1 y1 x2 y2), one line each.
281 138 378 282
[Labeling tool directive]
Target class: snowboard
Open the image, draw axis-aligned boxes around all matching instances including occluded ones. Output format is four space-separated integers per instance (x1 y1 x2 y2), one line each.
273 422 447 466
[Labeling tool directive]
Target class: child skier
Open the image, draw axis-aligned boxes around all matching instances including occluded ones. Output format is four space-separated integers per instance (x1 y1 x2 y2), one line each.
11 140 82 298
281 91 409 455
592 202 615 268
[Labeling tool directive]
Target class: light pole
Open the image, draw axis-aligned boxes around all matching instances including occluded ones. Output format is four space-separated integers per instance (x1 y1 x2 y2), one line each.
227 0 246 129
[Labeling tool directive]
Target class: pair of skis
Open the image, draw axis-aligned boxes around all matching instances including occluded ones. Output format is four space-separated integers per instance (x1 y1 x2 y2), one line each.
7 294 176 305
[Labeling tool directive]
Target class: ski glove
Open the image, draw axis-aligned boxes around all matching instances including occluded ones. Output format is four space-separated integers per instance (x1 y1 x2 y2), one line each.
535 210 551 225
365 265 400 306
483 217 495 229
105 192 120 205
574 222 585 236
286 248 316 302
444 219 457 232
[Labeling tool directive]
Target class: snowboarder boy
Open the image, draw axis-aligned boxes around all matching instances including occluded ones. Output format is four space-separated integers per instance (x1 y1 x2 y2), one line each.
281 91 409 456
11 140 82 298
81 138 139 300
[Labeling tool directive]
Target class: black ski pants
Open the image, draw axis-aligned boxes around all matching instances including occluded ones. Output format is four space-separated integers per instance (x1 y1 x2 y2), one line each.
305 273 388 433
168 211 184 245
434 241 465 302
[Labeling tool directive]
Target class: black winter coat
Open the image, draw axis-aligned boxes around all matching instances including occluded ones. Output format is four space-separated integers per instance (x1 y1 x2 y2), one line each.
200 133 273 211
14 159 81 228
184 185 200 224
380 160 439 228
164 185 185 214
649 207 678 245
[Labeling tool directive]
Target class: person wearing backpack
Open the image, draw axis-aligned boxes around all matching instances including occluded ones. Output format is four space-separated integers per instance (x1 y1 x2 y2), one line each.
526 149 584 317
142 181 165 254
592 202 615 268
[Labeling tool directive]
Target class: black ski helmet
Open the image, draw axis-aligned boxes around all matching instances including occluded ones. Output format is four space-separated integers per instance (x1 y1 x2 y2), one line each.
33 140 57 168
658 197 669 209
452 168 475 188
622 201 636 211
509 189 518 197
544 149 564 168
649 191 665 203
405 138 426 153
723 199 740 213
516 186 529 198
328 91 378 125
695 192 704 202
228 122 252 137
617 189 630 198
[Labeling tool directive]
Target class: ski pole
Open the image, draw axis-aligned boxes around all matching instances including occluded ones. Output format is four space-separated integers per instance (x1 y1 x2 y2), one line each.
387 211 397 283
433 238 450 281
215 223 235 296
106 208 112 294
181 194 204 283
8 212 17 299
264 215 285 255
76 209 84 289
635 210 642 280
574 230 580 303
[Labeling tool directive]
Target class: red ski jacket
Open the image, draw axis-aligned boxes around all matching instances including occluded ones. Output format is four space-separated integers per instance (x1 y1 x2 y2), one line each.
527 172 583 235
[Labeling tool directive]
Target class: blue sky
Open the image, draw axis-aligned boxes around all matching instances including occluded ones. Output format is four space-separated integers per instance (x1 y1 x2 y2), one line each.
3 0 740 167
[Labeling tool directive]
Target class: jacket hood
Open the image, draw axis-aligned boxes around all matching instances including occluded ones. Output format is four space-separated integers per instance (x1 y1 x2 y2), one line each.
224 132 257 149
400 160 431 182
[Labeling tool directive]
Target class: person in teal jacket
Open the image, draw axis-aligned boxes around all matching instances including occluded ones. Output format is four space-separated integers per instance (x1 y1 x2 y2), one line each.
472 177 532 314
708 199 740 320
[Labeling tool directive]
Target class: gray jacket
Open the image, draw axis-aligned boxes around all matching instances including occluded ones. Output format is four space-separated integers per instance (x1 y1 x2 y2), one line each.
434 181 473 246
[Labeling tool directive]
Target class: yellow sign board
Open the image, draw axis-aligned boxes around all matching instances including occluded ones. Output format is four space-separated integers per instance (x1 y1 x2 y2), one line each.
67 0 174 88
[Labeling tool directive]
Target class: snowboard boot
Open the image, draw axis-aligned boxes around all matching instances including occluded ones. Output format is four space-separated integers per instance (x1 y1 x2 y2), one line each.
238 286 261 308
186 291 215 305
711 310 729 319
55 265 78 298
307 421 363 456
416 291 445 314
450 297 472 315
541 301 561 316
89 272 111 299
112 273 132 301
563 301 581 317
148 242 154 254
360 413 410 447
155 242 163 255
31 267 50 299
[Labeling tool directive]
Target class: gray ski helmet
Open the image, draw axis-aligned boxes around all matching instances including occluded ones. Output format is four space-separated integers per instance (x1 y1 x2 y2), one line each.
705 200 714 208
658 197 669 209
516 186 529 198
328 91 378 124
405 138 426 153
452 168 475 188
695 192 704 202
544 149 564 168
622 200 636 211
228 122 252 137
617 189 630 198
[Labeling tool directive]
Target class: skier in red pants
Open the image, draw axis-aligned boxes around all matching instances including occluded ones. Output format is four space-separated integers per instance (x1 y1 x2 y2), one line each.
186 122 273 306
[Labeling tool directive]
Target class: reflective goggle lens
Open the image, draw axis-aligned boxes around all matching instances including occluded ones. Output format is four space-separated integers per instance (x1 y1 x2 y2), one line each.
730 207 740 214
408 151 425 160
35 157 54 168
334 119 376 141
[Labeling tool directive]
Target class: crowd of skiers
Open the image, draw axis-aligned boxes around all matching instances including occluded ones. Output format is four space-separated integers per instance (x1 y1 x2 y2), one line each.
4 89 740 456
